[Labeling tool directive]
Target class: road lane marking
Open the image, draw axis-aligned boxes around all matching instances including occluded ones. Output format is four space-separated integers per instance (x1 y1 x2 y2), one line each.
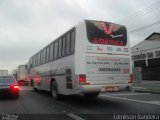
102 93 151 96
148 101 160 104
67 113 85 120
100 95 160 106
133 87 145 89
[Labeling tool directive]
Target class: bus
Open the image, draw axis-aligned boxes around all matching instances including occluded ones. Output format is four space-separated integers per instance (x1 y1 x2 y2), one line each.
28 20 132 100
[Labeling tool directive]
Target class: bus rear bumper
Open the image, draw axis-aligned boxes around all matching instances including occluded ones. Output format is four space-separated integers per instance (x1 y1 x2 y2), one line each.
79 84 132 93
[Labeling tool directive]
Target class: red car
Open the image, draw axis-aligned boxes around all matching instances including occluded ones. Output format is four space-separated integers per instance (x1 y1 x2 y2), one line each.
0 76 19 99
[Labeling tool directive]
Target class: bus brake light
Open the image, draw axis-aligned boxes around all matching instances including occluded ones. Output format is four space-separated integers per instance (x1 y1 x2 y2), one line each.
79 75 90 85
128 74 133 83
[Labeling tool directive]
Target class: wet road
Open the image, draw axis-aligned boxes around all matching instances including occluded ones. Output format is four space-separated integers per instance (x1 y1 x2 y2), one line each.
0 86 160 120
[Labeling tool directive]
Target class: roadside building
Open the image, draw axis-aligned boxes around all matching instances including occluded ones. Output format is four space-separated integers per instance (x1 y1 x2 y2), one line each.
131 32 160 81
0 69 8 76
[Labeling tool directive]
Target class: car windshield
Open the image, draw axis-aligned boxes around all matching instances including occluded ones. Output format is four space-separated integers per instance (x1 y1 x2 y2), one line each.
0 76 16 83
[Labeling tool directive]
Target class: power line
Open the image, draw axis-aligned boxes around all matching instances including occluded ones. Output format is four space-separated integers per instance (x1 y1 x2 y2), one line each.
119 1 160 24
129 20 160 33
123 5 160 24
130 37 160 45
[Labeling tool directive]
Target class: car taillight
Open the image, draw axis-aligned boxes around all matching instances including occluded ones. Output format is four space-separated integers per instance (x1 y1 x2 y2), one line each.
128 74 133 83
10 84 19 90
79 75 90 85
13 85 19 89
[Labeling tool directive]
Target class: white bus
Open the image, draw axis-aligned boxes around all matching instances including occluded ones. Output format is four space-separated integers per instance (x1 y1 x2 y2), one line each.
28 20 132 100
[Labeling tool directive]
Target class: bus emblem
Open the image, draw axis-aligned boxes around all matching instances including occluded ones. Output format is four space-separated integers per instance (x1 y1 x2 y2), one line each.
100 22 113 35
97 46 103 51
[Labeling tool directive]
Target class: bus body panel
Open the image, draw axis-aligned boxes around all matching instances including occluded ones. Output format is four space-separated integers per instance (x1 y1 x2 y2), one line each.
29 20 132 96
30 55 76 95
74 20 132 93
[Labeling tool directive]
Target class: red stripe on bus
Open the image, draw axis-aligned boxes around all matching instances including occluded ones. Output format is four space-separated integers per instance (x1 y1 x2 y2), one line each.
85 52 129 56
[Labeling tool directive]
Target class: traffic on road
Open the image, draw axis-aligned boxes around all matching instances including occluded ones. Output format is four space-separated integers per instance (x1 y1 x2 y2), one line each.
1 0 160 120
0 84 160 120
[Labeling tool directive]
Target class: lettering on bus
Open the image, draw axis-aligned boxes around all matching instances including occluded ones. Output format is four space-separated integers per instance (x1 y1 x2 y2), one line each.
85 20 127 46
124 48 129 52
99 68 120 72
97 46 103 51
87 61 110 65
97 57 120 62
86 56 130 74
107 46 113 51
93 38 124 46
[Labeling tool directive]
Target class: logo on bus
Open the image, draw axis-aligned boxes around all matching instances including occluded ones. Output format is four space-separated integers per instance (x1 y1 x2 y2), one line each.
100 22 113 35
116 48 122 52
97 46 103 51
124 48 129 52
85 20 127 46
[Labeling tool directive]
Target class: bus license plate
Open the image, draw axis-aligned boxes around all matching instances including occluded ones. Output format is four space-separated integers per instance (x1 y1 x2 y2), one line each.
101 86 119 92
106 87 114 92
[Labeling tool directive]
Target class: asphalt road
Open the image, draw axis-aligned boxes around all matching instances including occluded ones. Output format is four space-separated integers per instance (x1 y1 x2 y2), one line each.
0 86 160 120
133 81 160 88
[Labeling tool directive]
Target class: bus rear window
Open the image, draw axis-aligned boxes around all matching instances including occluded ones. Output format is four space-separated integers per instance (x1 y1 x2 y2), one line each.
85 20 127 46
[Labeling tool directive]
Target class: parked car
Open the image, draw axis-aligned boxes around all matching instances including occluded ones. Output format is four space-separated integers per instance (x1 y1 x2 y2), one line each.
0 76 19 99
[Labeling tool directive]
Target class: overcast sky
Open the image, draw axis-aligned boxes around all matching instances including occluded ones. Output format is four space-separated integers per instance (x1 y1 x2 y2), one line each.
0 0 160 72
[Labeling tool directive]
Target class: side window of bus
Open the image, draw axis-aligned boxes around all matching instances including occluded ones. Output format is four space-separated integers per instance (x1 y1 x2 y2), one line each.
31 58 33 67
62 37 66 57
66 33 71 55
49 43 54 61
32 58 34 67
37 53 40 65
32 57 34 67
36 55 38 66
58 38 62 58
54 41 58 59
71 30 75 53
30 60 33 68
40 51 43 64
43 49 46 64
29 59 32 68
35 55 38 66
33 56 35 67
46 47 50 62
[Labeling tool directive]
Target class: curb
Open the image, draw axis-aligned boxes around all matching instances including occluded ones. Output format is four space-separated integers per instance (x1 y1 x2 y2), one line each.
135 89 160 94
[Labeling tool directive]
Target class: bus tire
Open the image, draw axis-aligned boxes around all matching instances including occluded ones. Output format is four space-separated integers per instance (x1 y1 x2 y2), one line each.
32 81 38 92
84 92 99 99
51 81 61 100
31 80 33 87
33 87 38 92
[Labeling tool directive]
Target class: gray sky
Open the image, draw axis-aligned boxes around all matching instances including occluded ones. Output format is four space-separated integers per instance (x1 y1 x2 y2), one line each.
0 0 160 72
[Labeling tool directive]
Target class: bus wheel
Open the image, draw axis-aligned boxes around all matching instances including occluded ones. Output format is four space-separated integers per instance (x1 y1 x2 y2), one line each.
84 92 99 99
32 81 38 92
33 88 38 92
51 81 61 100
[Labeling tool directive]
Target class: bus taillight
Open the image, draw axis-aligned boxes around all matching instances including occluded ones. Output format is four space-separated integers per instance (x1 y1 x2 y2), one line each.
79 75 90 85
128 74 133 83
